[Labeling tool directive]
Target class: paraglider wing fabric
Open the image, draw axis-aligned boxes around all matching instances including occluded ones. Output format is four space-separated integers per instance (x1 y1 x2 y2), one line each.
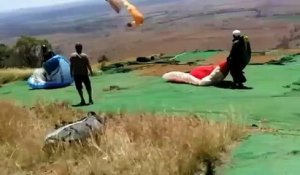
190 65 215 79
162 71 205 86
27 55 73 89
162 61 229 86
201 66 226 83
106 0 122 13
27 68 47 89
218 61 230 77
106 0 144 26
43 55 60 75
58 57 72 84
123 0 144 26
162 69 225 86
190 63 227 83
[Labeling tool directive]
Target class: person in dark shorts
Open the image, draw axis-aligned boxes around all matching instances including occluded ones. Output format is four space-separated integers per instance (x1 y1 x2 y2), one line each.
70 43 94 106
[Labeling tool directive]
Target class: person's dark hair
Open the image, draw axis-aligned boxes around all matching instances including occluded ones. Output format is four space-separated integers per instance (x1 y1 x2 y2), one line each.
41 44 47 53
127 22 133 27
75 42 83 54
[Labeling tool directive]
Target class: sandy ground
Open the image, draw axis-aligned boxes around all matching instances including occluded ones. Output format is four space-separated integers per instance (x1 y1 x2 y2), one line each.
137 64 194 76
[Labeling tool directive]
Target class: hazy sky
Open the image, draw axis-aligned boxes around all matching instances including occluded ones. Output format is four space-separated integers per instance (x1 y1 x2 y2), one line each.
1 0 81 12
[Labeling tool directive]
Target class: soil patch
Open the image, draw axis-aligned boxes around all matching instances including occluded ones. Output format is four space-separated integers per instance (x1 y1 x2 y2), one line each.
103 85 129 92
137 64 194 76
138 51 286 77
203 51 281 65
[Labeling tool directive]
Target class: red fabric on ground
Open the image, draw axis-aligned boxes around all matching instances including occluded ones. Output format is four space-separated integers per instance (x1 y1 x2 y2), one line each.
190 61 229 79
190 65 216 79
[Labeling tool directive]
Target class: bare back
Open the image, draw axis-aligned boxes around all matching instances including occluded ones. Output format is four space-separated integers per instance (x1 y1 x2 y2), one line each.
70 52 90 76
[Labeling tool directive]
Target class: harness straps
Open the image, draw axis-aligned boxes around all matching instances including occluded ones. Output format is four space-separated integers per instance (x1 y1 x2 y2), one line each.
243 35 249 53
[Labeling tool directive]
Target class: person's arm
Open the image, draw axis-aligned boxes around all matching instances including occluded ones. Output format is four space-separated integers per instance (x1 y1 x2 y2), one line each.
86 56 93 76
227 41 238 62
247 41 252 57
227 43 234 62
70 57 74 77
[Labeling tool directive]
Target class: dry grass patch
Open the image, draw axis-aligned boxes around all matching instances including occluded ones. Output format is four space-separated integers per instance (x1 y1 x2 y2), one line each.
0 100 248 175
0 68 33 85
0 64 101 86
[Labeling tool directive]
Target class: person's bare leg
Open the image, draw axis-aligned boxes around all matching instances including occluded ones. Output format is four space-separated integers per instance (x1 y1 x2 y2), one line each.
77 88 86 104
75 77 86 105
84 77 93 104
86 87 93 104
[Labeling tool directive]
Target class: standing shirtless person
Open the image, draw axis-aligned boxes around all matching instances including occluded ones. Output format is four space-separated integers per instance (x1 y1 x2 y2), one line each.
70 43 94 106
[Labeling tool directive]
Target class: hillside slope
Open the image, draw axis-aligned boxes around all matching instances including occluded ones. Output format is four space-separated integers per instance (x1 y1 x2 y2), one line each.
1 0 300 62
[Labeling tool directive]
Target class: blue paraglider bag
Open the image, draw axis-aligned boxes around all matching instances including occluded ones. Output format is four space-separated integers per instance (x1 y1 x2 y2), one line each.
43 55 60 75
27 55 73 89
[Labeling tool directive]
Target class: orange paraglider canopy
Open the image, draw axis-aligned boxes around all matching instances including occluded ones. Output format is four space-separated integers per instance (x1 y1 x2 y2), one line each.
123 0 144 27
105 0 122 13
106 0 144 27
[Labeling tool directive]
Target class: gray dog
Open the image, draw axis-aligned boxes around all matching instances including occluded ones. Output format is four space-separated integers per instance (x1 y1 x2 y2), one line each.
43 111 106 151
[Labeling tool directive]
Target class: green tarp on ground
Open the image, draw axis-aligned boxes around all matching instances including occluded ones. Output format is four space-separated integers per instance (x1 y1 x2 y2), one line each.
218 55 300 175
2 64 300 129
218 133 300 175
1 53 300 175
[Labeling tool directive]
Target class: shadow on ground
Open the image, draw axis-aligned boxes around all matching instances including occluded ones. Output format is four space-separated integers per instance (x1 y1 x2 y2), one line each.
166 80 254 90
72 103 93 107
214 81 253 90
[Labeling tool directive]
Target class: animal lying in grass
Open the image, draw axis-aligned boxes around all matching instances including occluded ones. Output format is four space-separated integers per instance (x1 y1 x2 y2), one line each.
43 111 106 152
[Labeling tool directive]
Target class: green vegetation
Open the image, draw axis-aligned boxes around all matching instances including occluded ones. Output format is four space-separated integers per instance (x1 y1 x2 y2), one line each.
0 36 52 68
14 36 52 68
0 44 13 68
0 101 247 175
1 50 300 175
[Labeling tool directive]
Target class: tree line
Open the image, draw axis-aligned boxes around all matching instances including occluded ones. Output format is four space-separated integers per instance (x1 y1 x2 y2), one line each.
0 36 53 68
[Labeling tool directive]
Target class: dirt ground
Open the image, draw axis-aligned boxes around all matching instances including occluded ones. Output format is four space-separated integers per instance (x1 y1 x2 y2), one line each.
137 55 275 77
137 64 194 76
203 51 282 64
136 48 300 77
41 16 299 64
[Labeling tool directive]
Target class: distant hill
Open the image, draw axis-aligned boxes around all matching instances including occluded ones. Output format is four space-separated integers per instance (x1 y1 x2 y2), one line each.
0 0 183 39
0 0 299 59
0 0 299 40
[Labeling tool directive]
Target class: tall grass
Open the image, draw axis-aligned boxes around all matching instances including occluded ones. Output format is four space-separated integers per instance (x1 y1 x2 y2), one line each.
0 101 248 175
0 68 33 85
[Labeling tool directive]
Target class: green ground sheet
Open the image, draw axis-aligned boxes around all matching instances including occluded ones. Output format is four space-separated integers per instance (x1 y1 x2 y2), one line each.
1 53 300 175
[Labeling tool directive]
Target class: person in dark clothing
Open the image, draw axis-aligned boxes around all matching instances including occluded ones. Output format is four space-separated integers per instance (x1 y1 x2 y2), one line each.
227 30 252 89
70 43 94 106
41 45 55 65
40 45 56 80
